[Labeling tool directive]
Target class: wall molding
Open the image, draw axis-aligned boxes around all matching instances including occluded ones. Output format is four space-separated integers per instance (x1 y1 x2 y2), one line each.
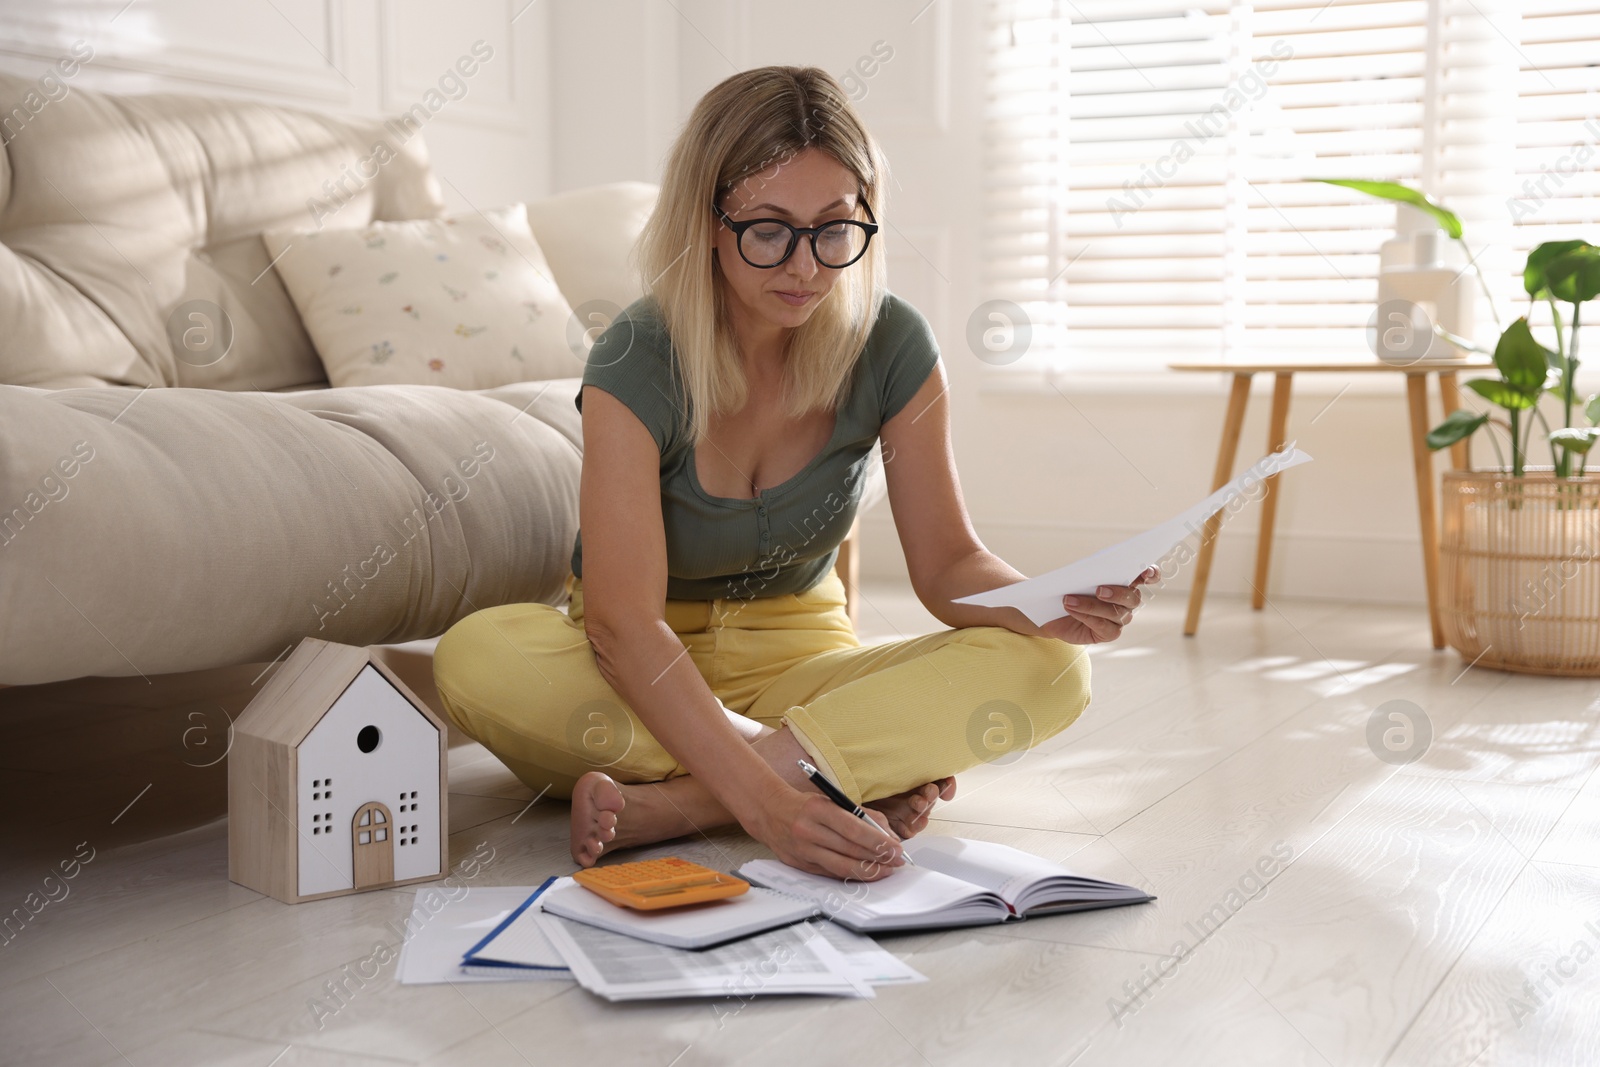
376 0 524 133
0 2 355 105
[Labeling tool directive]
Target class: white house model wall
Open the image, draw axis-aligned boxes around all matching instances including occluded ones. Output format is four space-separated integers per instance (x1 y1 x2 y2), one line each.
296 665 441 898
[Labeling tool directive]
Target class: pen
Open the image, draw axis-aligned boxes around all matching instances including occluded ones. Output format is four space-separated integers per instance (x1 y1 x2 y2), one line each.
796 759 917 867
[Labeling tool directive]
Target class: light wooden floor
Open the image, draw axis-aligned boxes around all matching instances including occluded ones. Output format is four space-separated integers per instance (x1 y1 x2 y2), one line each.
3 584 1598 1067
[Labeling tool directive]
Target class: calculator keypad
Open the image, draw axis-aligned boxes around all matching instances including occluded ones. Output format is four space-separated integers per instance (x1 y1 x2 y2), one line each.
574 857 749 910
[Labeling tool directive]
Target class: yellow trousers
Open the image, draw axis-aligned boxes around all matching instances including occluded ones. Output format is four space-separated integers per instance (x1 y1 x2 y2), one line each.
432 567 1092 805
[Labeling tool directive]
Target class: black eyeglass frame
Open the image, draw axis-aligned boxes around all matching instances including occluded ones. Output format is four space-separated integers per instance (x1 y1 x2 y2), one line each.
711 198 879 269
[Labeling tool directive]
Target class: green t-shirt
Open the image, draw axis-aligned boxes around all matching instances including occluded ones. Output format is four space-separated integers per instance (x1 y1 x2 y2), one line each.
570 290 941 601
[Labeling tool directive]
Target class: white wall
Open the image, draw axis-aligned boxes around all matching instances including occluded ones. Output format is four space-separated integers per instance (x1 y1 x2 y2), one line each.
0 0 554 211
0 0 1456 609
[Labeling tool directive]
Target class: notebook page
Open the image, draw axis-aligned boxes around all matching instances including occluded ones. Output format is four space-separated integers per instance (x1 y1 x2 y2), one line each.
901 837 1068 902
904 837 1150 913
737 858 1004 925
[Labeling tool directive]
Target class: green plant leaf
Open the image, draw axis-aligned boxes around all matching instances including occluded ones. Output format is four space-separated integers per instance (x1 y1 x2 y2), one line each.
1493 317 1556 392
1524 239 1589 296
1550 427 1600 455
1427 408 1489 450
1587 393 1600 426
1466 377 1541 410
1312 179 1463 238
1544 244 1600 304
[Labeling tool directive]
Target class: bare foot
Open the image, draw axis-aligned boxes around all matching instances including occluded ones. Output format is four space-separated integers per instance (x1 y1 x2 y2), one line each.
568 771 747 866
569 771 628 867
865 776 957 839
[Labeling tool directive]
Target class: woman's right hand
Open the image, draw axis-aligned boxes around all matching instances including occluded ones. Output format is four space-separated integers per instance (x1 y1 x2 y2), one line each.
746 785 907 881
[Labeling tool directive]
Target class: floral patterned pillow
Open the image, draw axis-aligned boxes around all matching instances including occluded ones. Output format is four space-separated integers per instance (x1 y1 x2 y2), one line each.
262 204 580 389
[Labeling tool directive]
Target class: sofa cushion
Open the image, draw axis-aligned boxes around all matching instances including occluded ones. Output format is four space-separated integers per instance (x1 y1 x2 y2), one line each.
0 380 581 685
523 181 657 318
0 72 445 392
262 204 580 389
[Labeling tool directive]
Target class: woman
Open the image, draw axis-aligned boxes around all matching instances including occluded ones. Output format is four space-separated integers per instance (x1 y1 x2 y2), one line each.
433 66 1152 883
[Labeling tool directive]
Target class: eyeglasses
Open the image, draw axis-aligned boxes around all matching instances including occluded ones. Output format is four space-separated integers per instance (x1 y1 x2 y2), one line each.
712 199 878 269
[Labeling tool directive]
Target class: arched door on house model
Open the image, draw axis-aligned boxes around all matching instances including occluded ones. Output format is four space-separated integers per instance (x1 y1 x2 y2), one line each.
351 801 394 888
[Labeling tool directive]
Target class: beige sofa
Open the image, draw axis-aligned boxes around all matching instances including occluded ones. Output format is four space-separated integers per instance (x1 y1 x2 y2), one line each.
0 73 882 687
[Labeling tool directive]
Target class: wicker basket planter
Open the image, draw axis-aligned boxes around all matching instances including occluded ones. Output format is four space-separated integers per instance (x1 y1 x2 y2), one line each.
1439 470 1600 676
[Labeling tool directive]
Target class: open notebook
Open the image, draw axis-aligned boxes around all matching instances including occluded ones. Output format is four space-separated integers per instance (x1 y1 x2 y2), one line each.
738 836 1154 933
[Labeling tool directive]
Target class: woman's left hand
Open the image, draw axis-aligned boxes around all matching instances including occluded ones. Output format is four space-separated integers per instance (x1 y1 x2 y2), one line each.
1041 566 1159 645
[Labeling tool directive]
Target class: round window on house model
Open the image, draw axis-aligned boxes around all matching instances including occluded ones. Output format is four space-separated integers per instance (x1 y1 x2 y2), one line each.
356 724 381 753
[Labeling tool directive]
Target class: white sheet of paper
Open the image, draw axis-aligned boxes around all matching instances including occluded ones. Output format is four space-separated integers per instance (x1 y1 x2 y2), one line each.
806 920 928 986
953 448 1314 626
395 886 571 984
537 912 876 1001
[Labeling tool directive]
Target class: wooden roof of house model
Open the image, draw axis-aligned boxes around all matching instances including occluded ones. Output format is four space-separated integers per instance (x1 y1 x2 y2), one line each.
236 637 445 746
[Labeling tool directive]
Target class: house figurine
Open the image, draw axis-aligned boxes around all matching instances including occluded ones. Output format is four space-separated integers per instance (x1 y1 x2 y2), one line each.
228 637 448 904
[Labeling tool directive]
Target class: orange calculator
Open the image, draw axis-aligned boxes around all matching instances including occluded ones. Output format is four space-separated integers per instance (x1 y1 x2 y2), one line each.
572 857 750 911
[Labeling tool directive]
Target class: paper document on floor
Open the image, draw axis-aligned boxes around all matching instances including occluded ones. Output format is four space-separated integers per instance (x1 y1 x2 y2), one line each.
953 447 1315 626
458 878 571 976
395 884 571 984
537 912 921 1001
806 917 928 986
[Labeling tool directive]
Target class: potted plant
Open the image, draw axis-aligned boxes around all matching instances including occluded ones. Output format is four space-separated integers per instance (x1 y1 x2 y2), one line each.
1322 180 1600 675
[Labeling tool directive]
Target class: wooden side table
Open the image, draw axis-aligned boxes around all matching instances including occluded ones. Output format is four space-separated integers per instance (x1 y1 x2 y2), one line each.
1168 358 1494 649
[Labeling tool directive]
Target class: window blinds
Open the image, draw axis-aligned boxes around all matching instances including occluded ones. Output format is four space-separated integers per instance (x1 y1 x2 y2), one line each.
1239 1 1429 361
984 0 1238 370
1507 2 1600 309
985 0 1594 371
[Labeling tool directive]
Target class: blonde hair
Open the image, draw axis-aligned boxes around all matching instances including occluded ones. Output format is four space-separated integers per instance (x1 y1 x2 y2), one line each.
634 65 890 448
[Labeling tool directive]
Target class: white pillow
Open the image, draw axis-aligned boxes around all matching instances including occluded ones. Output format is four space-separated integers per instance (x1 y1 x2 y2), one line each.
262 204 580 389
523 181 658 313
